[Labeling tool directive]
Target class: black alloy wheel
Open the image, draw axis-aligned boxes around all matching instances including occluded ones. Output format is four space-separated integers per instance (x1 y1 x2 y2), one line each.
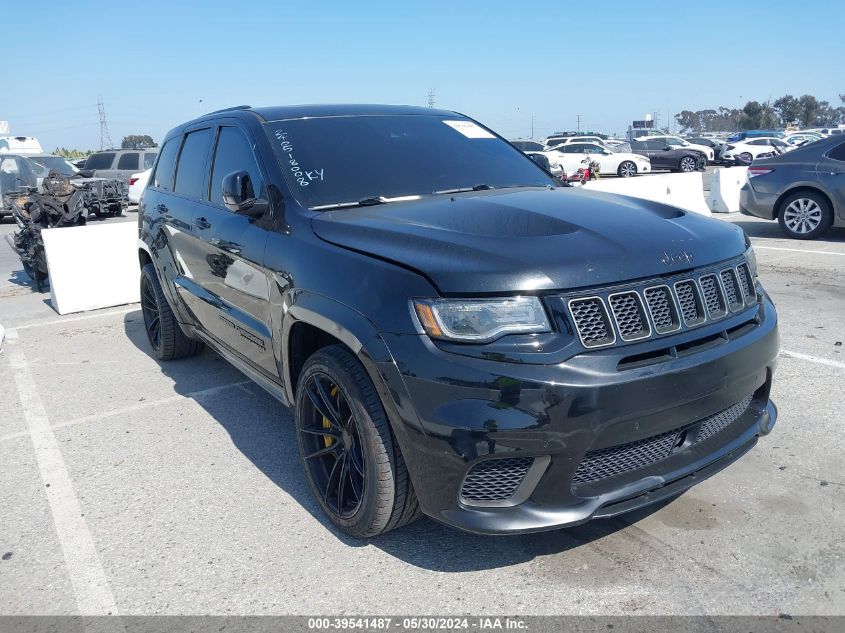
294 345 420 537
141 273 162 352
299 372 366 519
139 263 204 361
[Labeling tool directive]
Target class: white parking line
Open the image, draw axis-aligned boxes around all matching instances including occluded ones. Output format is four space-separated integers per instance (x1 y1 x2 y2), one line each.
5 333 119 615
754 245 845 257
0 379 253 444
9 305 139 333
781 349 845 370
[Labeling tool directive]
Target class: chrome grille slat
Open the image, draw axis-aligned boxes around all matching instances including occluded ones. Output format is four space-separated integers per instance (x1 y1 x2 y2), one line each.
643 285 681 334
720 269 743 312
565 259 758 350
569 297 615 348
736 263 755 301
674 280 706 326
608 292 650 341
699 274 727 319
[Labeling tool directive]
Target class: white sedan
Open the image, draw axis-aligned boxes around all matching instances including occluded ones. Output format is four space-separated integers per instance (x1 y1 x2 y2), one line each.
542 142 651 177
128 168 151 204
722 137 792 163
646 135 715 162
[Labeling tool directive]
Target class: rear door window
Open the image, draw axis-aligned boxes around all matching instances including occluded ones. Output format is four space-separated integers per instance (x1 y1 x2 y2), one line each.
152 139 179 190
117 152 139 170
174 128 213 200
85 152 116 169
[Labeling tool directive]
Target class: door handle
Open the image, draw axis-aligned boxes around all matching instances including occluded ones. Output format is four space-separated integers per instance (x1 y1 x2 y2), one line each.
155 203 168 214
224 246 241 255
194 217 211 230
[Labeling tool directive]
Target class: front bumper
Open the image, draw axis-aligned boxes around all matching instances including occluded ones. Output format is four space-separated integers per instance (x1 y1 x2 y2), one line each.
371 293 779 534
739 182 779 220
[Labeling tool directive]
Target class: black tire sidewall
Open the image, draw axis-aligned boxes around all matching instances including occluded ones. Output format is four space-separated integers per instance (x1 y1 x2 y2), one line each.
777 192 833 240
294 348 395 537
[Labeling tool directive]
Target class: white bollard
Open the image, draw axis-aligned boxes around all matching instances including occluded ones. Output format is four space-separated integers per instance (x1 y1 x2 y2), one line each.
41 222 140 315
707 167 748 213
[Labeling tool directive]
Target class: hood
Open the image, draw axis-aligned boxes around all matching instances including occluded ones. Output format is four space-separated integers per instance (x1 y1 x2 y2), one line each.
311 188 746 294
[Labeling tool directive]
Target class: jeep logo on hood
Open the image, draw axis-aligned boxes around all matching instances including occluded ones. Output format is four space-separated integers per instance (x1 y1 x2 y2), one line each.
661 250 694 267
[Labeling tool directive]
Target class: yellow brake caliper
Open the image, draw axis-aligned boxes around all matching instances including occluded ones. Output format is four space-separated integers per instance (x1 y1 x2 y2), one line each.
323 386 338 448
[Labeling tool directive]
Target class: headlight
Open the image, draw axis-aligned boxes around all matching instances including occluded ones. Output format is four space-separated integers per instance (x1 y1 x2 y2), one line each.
413 297 551 342
744 244 758 279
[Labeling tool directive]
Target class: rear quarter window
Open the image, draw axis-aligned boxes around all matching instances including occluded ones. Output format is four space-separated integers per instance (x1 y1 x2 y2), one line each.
85 152 116 170
143 152 158 169
828 141 845 162
152 139 179 190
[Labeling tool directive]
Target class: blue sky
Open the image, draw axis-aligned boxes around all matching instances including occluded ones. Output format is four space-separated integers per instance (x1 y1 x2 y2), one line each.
3 0 842 151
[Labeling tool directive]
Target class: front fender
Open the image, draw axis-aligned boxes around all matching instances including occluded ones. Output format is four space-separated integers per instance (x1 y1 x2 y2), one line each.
280 289 381 402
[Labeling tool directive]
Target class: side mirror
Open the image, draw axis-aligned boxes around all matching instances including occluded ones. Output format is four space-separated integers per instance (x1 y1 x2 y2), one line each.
222 170 268 218
662 146 672 151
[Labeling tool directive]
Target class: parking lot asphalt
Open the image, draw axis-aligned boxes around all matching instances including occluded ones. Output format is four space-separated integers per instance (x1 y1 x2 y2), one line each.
0 204 843 616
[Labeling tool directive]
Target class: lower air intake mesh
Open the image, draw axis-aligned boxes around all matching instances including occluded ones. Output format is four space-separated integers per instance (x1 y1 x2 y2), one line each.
460 457 534 502
572 395 755 486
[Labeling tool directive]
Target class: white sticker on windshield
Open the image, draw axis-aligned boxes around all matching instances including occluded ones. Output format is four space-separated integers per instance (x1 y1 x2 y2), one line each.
442 120 495 139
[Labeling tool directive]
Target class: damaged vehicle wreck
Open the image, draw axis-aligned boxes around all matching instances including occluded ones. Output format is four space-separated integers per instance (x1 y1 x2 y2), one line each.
2 155 129 289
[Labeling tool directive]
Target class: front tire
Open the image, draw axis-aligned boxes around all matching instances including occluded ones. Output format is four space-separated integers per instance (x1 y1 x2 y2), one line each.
777 191 833 240
295 345 421 538
617 161 637 177
139 263 204 360
679 156 697 172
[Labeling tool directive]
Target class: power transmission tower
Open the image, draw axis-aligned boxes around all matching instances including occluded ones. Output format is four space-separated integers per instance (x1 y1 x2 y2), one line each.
426 89 436 108
576 114 583 132
98 97 113 150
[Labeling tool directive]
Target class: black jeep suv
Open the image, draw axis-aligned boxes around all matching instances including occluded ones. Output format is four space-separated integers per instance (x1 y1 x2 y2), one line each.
138 105 779 537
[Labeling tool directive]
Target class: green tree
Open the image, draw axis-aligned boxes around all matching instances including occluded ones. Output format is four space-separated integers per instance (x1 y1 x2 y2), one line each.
773 95 800 124
121 135 156 149
797 95 821 127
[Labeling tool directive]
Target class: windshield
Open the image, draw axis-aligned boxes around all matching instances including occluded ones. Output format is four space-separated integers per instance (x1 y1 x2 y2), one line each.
265 115 553 209
30 156 78 176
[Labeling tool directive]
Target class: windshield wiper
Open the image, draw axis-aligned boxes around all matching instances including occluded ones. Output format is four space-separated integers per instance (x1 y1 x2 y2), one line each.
311 194 422 211
432 183 494 195
432 183 550 196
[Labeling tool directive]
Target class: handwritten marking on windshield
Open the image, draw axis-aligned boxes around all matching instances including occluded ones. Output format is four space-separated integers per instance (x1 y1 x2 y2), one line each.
274 130 323 187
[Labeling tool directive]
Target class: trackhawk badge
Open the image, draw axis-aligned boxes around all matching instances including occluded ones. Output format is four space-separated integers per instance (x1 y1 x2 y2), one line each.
661 250 694 266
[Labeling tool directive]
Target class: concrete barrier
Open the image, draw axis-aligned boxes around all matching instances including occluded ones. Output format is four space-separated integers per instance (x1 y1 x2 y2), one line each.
42 222 140 315
707 167 748 213
582 172 711 216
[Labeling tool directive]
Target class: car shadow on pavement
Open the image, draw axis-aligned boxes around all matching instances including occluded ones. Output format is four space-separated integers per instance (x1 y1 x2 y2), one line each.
732 220 845 243
123 312 669 572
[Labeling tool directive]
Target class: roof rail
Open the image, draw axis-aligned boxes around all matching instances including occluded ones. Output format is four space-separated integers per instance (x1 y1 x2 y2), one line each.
203 105 252 116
